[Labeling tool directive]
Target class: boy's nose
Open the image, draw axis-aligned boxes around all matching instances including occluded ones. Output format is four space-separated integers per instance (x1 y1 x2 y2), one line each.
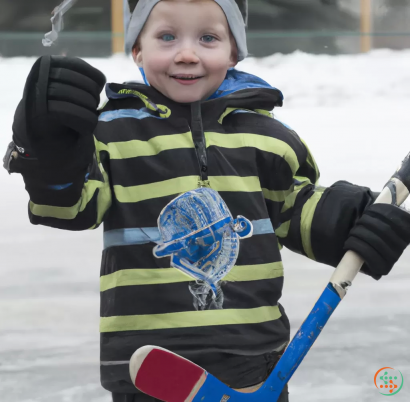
174 48 200 64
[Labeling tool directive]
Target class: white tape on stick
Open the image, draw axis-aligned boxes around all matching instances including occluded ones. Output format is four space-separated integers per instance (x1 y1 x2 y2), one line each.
42 0 79 46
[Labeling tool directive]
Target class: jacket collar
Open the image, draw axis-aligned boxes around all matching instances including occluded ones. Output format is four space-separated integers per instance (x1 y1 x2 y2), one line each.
105 69 283 122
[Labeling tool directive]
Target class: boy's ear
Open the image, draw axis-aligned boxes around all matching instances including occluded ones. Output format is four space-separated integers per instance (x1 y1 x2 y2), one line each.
229 46 239 68
132 46 143 67
229 35 239 68
229 56 238 68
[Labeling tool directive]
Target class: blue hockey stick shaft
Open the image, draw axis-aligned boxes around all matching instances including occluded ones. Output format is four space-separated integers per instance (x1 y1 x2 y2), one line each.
256 283 342 399
191 283 343 402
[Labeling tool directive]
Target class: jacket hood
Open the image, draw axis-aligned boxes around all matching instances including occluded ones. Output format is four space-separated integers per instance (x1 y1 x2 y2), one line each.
208 68 283 101
104 69 283 124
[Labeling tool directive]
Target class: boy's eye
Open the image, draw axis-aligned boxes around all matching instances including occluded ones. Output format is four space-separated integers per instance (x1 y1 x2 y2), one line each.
161 34 175 42
201 35 216 43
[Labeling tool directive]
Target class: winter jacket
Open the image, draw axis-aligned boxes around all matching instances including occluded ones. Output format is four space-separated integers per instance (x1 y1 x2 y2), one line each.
20 71 376 393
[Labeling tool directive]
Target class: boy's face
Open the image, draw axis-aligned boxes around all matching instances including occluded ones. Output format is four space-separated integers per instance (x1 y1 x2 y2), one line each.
133 0 238 103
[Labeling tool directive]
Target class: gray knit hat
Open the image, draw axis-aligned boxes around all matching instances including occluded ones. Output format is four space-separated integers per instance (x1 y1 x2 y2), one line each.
126 0 248 61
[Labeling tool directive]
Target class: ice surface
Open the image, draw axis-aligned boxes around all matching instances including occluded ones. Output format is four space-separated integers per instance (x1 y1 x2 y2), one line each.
1 51 410 401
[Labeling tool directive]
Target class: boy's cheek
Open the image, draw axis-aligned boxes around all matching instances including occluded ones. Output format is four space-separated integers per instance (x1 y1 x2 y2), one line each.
142 55 169 73
204 59 234 75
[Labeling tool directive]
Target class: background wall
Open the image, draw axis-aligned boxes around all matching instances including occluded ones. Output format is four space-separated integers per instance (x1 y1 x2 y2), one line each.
1 0 410 58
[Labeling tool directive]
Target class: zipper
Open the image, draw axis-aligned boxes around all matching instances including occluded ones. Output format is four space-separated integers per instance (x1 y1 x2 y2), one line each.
190 101 209 187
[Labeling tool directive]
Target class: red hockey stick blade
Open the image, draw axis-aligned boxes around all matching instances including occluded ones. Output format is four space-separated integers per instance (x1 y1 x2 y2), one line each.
130 346 207 402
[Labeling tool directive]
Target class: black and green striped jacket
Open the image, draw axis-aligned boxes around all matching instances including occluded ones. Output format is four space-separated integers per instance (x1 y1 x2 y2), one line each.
27 82 376 393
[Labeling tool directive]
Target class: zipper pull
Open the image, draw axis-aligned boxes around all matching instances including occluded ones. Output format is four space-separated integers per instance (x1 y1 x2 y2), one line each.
190 101 209 182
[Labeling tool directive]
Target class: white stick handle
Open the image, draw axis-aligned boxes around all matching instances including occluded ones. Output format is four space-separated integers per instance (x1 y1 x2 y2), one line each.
329 155 410 297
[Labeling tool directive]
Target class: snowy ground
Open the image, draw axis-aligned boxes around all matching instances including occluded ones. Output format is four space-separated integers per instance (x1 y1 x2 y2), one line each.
1 50 410 402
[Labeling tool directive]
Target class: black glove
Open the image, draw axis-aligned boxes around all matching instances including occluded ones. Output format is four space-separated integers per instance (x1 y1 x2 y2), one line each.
344 203 410 279
10 55 106 184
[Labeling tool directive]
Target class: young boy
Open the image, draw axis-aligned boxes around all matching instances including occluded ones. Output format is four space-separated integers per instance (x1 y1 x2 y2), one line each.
5 1 410 401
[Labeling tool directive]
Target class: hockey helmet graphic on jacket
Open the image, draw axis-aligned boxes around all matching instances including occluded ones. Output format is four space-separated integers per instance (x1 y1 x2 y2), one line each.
153 187 253 295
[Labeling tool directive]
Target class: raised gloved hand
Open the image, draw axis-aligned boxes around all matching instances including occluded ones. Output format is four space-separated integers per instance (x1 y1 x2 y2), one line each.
344 203 410 279
9 55 106 184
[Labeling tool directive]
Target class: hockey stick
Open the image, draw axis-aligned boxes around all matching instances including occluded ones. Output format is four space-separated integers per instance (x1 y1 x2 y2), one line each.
42 0 78 46
129 152 410 402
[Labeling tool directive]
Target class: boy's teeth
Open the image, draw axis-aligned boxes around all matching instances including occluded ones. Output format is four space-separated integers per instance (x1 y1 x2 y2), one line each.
173 75 200 80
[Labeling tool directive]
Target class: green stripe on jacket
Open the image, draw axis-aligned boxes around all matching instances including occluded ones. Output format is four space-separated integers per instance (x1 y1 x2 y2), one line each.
100 262 284 292
100 305 282 332
205 132 299 175
114 175 266 203
96 132 194 159
30 176 112 222
300 190 325 260
96 131 300 175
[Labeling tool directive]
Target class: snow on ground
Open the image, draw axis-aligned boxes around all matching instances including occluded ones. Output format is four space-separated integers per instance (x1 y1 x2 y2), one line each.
0 50 409 401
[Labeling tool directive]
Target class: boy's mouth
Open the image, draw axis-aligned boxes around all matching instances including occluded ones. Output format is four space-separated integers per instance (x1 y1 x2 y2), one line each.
170 74 204 83
170 74 202 81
